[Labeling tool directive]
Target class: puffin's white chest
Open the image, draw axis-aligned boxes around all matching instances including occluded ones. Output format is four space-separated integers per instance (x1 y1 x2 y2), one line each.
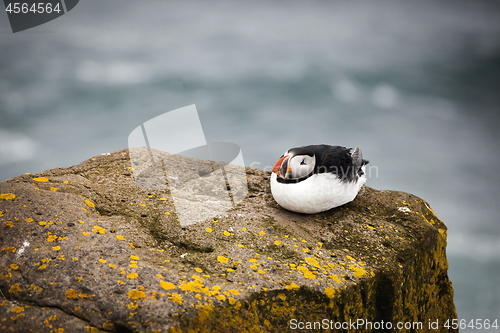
270 172 366 214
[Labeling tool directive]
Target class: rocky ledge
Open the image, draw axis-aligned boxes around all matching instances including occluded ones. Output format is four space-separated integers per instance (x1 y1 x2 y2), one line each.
0 149 456 332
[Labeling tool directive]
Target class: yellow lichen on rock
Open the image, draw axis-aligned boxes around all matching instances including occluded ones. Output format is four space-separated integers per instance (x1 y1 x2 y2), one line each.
217 256 228 263
92 226 105 234
9 283 21 294
179 279 210 296
11 306 24 313
169 293 183 305
47 234 58 242
160 281 176 290
324 287 335 299
65 289 78 299
32 177 48 182
128 289 146 299
84 200 95 208
349 265 368 278
0 193 15 200
305 257 321 268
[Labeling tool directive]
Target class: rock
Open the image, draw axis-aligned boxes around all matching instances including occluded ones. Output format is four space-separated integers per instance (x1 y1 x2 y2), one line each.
0 148 457 332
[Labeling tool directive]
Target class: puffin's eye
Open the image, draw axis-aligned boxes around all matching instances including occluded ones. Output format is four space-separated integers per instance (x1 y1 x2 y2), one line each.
300 159 306 165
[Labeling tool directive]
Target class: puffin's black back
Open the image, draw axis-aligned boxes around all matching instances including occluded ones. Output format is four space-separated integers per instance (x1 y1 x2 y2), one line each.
289 144 369 182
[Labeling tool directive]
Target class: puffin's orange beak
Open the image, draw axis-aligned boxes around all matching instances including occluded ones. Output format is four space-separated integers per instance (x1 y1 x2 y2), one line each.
272 155 289 177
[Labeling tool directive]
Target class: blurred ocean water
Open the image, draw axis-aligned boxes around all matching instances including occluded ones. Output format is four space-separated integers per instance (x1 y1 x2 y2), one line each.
1 0 499 328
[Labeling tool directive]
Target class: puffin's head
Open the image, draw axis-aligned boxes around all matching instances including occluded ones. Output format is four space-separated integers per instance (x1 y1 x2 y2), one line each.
272 148 316 180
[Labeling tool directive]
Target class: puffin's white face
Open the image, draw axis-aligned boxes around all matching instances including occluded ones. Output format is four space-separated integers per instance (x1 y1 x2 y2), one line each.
272 149 316 180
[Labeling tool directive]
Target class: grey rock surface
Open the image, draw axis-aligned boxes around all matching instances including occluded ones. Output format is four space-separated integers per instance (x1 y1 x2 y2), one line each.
0 148 457 332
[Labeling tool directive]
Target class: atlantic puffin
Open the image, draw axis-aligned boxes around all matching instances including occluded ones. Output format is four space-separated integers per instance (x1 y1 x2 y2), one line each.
270 145 369 214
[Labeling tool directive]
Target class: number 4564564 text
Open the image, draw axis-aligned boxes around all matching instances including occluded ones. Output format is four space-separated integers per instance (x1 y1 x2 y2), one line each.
5 2 62 14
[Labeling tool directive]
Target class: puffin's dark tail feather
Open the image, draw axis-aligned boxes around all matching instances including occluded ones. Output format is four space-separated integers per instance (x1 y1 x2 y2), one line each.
351 147 368 178
351 147 363 168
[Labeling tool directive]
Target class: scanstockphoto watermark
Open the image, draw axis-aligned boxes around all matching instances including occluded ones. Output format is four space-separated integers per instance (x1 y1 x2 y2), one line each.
289 318 500 331
128 105 248 228
128 104 376 227
289 318 423 331
250 161 379 179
